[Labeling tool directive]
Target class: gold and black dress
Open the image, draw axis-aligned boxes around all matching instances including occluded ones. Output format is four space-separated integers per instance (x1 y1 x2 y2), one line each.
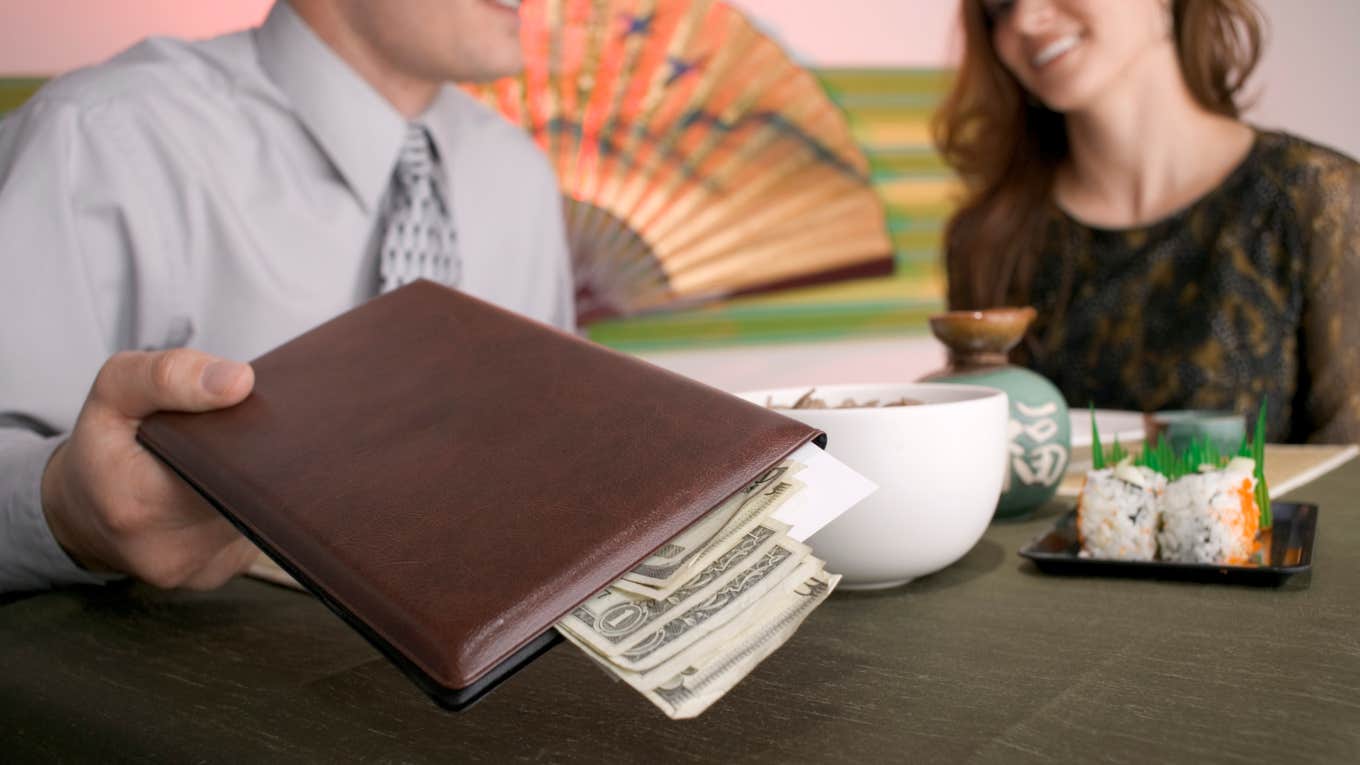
1017 131 1360 444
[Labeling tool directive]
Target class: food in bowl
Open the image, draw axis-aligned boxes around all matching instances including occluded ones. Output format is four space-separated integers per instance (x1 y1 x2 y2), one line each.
738 383 1009 589
766 388 922 409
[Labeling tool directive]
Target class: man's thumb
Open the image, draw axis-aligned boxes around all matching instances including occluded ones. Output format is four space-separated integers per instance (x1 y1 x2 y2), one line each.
89 349 254 420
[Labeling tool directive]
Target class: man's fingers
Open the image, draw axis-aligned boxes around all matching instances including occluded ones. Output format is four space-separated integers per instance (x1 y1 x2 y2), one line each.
118 464 243 545
128 458 225 525
177 536 260 591
111 512 250 589
88 349 254 421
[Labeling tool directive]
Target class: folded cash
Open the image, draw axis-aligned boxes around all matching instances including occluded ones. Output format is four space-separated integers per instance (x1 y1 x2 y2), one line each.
613 468 805 600
563 522 809 669
556 455 843 719
559 557 838 719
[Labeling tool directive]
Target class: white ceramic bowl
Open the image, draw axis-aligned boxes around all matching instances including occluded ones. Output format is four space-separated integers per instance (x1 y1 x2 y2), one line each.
737 383 1008 589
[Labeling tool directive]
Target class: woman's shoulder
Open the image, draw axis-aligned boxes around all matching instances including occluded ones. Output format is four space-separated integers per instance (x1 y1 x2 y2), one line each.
1250 129 1360 198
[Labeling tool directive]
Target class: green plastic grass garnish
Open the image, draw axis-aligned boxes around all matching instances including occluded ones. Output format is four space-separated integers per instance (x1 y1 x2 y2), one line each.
1088 401 1272 528
1090 404 1105 470
1253 403 1271 529
1107 437 1127 465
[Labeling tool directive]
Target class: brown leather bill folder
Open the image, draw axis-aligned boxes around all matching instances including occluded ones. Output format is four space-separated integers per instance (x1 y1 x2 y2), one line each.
137 280 826 710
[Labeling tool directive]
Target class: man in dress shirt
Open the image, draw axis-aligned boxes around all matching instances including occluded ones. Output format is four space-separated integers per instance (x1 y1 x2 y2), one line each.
0 0 575 592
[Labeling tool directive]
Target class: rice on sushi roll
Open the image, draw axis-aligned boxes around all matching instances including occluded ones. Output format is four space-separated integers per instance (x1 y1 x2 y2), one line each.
1158 457 1262 565
1077 462 1167 561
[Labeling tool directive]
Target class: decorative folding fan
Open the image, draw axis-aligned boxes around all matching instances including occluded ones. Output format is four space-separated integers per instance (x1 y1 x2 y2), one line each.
469 0 892 323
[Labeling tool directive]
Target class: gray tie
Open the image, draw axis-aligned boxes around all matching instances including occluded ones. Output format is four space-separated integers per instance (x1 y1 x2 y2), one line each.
379 124 461 292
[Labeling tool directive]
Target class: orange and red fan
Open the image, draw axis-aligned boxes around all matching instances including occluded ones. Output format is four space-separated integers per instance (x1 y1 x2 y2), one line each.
469 0 892 323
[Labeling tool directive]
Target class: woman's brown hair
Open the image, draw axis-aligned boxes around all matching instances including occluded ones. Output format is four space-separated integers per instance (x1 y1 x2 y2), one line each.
933 0 1265 310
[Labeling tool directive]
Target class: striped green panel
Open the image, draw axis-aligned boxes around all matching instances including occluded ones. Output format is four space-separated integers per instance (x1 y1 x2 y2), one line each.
838 102 939 123
0 79 43 115
891 228 943 254
815 69 953 98
885 200 954 222
586 294 943 351
870 150 953 179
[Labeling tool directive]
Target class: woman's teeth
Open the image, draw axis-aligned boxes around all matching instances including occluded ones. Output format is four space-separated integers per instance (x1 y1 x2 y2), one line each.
1033 35 1080 68
490 0 521 9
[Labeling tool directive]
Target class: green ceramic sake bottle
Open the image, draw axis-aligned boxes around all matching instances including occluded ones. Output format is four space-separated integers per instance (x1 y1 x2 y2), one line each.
920 307 1070 519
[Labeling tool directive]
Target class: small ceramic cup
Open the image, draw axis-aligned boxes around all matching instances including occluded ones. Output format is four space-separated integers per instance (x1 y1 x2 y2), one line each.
1144 410 1247 454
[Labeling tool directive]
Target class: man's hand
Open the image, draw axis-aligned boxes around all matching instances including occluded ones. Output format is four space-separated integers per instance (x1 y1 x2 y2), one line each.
40 349 260 590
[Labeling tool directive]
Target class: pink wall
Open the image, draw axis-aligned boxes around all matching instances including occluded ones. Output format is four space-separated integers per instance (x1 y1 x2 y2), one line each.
729 0 961 67
0 0 953 75
0 0 273 75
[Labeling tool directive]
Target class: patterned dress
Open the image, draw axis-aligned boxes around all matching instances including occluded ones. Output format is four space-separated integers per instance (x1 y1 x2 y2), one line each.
1015 131 1360 444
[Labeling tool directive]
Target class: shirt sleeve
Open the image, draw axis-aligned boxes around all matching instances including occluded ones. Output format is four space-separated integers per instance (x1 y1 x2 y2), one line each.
0 95 176 592
0 430 118 590
1300 153 1360 444
541 189 577 333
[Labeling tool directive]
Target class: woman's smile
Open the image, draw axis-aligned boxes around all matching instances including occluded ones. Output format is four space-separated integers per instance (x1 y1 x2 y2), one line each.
1031 33 1083 69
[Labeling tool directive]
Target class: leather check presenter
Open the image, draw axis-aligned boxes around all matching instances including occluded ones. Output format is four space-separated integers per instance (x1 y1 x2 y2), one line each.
137 281 826 709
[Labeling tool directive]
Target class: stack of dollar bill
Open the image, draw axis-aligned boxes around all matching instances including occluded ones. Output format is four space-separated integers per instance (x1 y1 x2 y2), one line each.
555 458 840 719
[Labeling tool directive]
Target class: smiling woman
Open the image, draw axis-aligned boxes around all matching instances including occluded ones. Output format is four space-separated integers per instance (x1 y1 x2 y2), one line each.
934 0 1360 444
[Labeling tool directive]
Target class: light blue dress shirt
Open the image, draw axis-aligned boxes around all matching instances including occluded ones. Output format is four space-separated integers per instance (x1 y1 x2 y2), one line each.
0 2 575 592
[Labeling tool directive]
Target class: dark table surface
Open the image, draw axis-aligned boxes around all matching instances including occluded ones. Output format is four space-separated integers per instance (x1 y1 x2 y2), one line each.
3 461 1358 764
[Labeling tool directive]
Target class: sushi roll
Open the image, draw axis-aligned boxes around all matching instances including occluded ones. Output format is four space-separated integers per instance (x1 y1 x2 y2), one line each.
1077 461 1167 561
1157 457 1261 565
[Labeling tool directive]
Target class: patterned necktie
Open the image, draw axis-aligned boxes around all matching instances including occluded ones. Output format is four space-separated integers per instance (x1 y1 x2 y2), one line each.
378 123 461 292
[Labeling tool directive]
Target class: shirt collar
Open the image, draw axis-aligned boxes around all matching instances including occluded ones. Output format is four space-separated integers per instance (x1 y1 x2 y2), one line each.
423 85 492 167
255 1 406 212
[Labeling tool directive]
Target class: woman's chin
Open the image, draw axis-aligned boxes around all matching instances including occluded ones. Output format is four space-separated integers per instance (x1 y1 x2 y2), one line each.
1029 84 1098 115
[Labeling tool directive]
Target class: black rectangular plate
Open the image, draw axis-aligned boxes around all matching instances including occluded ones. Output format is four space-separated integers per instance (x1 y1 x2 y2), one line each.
1018 501 1317 586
